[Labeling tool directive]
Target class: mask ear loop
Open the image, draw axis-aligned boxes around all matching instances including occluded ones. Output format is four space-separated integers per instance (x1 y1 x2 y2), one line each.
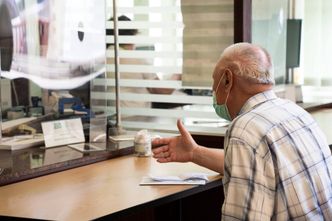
214 68 231 100
223 69 232 110
224 86 230 106
214 72 224 99
215 68 231 106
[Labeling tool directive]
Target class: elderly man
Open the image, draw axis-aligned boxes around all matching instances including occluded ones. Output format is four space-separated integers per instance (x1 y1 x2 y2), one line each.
152 42 332 220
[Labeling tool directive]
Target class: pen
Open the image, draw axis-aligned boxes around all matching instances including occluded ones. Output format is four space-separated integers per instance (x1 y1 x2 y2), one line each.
192 120 228 124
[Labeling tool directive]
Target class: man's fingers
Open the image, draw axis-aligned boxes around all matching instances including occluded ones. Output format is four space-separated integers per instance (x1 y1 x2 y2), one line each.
152 137 170 147
157 157 172 163
177 119 191 139
153 151 170 158
152 145 169 154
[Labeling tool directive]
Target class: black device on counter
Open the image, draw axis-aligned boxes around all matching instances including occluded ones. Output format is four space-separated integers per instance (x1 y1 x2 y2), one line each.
28 96 44 117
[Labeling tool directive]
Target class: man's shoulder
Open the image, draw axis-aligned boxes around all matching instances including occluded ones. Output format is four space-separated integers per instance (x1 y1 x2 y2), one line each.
239 97 308 124
228 99 310 150
228 111 274 148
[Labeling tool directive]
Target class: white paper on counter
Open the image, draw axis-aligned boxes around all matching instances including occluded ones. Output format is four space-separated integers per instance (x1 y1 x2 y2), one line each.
139 172 209 185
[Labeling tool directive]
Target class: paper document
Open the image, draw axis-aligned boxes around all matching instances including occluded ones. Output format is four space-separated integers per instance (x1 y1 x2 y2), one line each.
140 172 209 185
108 134 135 142
42 118 85 148
68 143 105 153
0 134 44 150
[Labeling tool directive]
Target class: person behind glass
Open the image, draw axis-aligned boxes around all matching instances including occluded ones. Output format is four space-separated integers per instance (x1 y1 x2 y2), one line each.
106 15 179 108
152 42 332 220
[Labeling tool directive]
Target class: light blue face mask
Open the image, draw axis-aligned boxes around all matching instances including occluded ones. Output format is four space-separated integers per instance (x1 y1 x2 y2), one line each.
212 73 232 121
213 92 231 121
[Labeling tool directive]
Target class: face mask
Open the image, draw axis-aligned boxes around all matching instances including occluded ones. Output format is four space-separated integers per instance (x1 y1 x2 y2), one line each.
213 92 231 121
212 73 232 121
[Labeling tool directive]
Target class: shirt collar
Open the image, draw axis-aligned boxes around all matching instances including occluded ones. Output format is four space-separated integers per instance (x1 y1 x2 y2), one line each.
238 90 278 116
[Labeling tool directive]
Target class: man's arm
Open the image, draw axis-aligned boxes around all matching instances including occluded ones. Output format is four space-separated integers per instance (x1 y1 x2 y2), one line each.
192 145 224 174
222 139 275 220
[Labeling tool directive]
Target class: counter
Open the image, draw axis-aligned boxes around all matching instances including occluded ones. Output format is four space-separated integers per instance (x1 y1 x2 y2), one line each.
0 155 222 220
0 141 133 186
309 108 332 145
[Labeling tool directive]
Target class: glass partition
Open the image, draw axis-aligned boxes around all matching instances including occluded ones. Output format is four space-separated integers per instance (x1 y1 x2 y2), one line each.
251 0 288 84
0 0 108 151
103 0 233 135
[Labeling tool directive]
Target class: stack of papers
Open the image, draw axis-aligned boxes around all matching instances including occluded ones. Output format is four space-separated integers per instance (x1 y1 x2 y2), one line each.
0 134 44 150
140 172 209 185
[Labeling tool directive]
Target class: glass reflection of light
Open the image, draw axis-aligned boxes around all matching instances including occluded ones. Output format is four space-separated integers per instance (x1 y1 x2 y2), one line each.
0 0 106 90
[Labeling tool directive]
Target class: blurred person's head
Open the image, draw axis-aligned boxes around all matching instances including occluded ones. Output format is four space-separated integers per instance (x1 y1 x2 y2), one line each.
106 15 138 49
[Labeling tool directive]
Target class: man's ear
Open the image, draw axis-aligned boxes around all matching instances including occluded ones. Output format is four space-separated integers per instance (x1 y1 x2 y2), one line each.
224 69 233 91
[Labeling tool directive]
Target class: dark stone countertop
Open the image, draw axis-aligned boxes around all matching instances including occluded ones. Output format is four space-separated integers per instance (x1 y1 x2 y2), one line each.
0 142 134 186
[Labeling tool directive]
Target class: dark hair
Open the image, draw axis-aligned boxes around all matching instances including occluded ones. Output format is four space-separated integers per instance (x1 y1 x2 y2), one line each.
106 15 138 47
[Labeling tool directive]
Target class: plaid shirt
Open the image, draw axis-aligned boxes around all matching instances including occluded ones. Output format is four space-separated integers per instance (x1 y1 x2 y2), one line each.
222 90 332 221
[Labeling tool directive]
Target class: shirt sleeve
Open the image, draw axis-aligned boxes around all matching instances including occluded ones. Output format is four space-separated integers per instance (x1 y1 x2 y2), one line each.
222 138 276 221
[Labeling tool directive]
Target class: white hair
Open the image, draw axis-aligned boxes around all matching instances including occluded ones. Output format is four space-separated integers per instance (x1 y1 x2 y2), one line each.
218 42 275 84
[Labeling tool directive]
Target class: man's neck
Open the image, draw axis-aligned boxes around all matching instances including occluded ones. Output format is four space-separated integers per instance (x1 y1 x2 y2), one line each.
228 83 273 119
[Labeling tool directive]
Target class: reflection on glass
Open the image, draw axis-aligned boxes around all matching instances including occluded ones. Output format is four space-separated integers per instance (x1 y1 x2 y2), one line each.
0 0 108 159
251 0 288 84
1 0 106 90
